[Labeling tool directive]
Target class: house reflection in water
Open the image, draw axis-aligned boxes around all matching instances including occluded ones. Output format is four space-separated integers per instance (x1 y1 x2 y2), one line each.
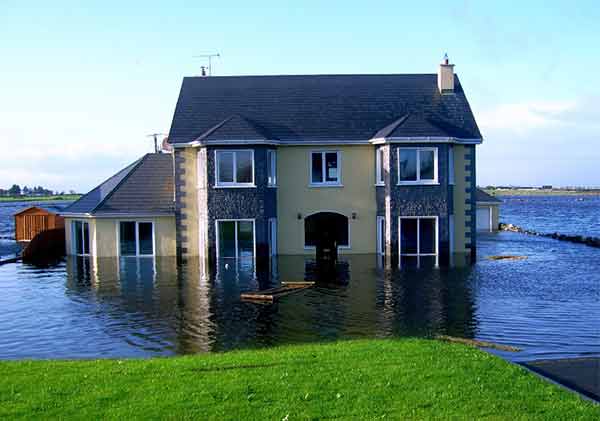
64 254 476 356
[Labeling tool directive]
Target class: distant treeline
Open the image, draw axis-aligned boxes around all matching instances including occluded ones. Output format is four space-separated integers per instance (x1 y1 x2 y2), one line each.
0 184 77 197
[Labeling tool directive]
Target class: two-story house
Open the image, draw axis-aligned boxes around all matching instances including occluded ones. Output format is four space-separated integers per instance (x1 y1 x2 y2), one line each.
63 56 482 267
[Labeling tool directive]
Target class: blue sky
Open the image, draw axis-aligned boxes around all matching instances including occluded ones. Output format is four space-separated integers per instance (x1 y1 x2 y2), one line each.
1 0 599 191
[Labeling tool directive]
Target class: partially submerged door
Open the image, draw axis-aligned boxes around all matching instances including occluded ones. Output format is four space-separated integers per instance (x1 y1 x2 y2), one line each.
476 207 491 232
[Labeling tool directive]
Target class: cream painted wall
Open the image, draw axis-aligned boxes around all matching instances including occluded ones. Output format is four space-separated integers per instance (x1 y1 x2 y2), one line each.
277 145 377 255
65 216 176 257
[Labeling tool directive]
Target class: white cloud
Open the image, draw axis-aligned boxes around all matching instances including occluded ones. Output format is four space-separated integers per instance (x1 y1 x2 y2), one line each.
478 100 578 134
476 97 600 187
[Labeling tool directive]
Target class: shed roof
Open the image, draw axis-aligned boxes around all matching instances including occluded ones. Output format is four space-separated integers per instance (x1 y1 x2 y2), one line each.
13 205 65 216
168 74 482 145
62 153 174 216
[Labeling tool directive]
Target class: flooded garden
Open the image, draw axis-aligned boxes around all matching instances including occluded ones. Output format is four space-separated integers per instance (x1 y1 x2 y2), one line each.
1 213 599 362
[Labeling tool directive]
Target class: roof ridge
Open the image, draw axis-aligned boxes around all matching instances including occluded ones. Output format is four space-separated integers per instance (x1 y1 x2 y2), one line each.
90 154 150 213
194 116 234 142
63 157 143 213
183 73 441 79
371 113 410 139
198 113 272 141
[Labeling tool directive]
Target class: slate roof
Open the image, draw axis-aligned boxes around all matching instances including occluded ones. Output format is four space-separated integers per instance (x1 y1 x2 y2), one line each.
62 153 174 215
476 188 502 204
168 74 482 144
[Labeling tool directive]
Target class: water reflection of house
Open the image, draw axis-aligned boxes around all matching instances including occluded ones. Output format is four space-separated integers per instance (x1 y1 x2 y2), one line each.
62 56 483 267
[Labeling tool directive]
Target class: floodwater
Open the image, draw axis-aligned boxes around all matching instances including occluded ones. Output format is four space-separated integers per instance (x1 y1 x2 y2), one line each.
0 198 598 362
500 195 600 237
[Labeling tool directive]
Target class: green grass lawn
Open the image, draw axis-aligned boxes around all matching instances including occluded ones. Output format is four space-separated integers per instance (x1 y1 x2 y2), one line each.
0 339 597 420
0 194 81 203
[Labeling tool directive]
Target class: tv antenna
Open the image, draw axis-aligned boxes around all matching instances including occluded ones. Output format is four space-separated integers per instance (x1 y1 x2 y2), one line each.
193 53 220 76
147 133 167 153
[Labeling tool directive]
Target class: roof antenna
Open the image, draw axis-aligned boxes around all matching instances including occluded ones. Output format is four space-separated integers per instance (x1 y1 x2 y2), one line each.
193 53 220 76
147 133 167 153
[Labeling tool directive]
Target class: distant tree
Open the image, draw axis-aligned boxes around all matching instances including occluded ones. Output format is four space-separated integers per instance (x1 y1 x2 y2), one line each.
8 184 21 196
69 190 76 195
22 186 31 196
0 188 6 196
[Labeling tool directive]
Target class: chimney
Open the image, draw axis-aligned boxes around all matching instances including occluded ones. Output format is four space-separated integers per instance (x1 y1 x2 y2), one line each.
437 53 455 94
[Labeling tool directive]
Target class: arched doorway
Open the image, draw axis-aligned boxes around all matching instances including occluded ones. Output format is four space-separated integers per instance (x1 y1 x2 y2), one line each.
304 212 349 248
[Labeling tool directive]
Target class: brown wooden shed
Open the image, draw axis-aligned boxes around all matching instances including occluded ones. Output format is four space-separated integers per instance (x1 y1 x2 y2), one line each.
14 206 65 242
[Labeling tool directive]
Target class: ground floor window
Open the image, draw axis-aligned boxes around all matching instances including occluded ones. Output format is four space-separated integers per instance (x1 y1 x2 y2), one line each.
119 221 154 256
377 216 385 255
399 216 438 267
217 219 255 259
71 220 90 256
304 212 349 248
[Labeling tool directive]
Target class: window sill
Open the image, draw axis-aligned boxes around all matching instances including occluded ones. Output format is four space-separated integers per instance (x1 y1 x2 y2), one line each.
267 185 278 188
375 183 385 187
214 184 257 189
396 181 439 186
308 183 343 188
303 245 351 250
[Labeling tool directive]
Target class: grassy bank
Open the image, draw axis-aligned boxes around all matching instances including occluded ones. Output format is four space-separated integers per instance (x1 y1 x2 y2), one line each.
1 340 597 420
0 194 80 203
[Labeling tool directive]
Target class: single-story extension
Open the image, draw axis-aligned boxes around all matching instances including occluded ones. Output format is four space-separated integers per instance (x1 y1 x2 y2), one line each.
61 153 176 257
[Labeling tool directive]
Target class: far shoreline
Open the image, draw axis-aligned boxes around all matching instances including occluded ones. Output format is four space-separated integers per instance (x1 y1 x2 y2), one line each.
484 189 600 197
0 195 81 203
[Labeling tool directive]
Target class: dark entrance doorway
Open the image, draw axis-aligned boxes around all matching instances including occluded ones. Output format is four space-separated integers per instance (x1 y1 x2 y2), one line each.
304 212 349 248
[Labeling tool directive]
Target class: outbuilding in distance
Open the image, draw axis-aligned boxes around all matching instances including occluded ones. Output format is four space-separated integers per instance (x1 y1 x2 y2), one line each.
476 189 502 232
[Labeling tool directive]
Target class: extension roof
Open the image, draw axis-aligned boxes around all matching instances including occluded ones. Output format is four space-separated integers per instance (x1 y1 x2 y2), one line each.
62 153 174 216
168 74 482 145
476 188 502 204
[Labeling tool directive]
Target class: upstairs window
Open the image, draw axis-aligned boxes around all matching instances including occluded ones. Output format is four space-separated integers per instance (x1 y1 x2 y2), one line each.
215 150 254 187
375 147 385 185
398 147 438 184
267 150 277 186
310 151 341 186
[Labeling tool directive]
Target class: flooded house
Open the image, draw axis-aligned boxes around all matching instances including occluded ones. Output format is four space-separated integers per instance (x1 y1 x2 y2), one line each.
62 56 483 266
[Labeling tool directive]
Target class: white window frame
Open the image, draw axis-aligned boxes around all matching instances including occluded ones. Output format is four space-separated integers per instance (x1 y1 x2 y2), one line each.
398 216 439 267
71 220 90 256
397 147 439 185
376 216 385 255
309 150 342 187
215 219 256 260
116 220 155 257
214 149 255 188
268 218 277 256
375 147 385 186
267 150 277 187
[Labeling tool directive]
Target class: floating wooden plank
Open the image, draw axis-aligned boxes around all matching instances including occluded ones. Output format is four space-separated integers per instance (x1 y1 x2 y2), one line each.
435 335 521 352
487 255 527 261
241 282 315 303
